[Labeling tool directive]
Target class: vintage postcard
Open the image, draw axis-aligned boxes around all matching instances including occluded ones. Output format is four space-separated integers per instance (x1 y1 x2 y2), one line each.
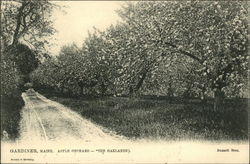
1 1 249 163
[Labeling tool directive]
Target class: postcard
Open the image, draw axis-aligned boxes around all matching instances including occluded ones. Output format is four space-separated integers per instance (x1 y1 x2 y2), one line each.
1 1 249 163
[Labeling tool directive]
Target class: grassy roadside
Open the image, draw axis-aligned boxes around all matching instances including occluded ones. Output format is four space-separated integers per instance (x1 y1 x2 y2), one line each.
42 92 248 141
1 95 24 140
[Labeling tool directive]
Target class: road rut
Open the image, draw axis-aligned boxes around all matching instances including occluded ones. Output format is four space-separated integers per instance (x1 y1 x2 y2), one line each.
19 90 122 144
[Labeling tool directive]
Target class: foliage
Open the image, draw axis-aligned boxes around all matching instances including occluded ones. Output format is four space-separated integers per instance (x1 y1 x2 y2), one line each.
0 50 24 140
8 44 39 78
33 1 249 106
0 52 21 97
1 0 56 53
1 0 56 140
117 1 249 100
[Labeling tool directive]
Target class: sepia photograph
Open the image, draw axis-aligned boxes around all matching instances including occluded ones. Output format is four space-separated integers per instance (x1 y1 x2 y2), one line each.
1 0 249 163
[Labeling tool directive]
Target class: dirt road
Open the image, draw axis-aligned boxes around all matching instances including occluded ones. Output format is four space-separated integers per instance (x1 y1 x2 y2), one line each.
19 90 122 144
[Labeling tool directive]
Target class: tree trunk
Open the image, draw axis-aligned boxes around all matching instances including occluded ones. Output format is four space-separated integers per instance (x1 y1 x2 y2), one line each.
200 87 207 109
80 86 84 96
214 89 225 111
130 70 148 95
60 87 64 95
78 82 83 95
100 82 107 96
129 86 134 95
12 2 28 45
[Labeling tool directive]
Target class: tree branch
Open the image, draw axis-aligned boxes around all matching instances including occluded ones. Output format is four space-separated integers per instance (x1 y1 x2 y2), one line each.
162 42 203 64
12 1 29 45
152 18 203 64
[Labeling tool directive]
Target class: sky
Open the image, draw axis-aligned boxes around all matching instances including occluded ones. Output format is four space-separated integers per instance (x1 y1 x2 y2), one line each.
48 1 124 55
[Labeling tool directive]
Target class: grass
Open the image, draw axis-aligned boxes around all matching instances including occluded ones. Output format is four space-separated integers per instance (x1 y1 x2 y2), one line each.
40 92 249 141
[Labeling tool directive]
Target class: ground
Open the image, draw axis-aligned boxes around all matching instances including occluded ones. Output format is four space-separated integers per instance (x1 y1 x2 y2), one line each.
41 91 248 141
18 90 123 143
1 90 248 163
